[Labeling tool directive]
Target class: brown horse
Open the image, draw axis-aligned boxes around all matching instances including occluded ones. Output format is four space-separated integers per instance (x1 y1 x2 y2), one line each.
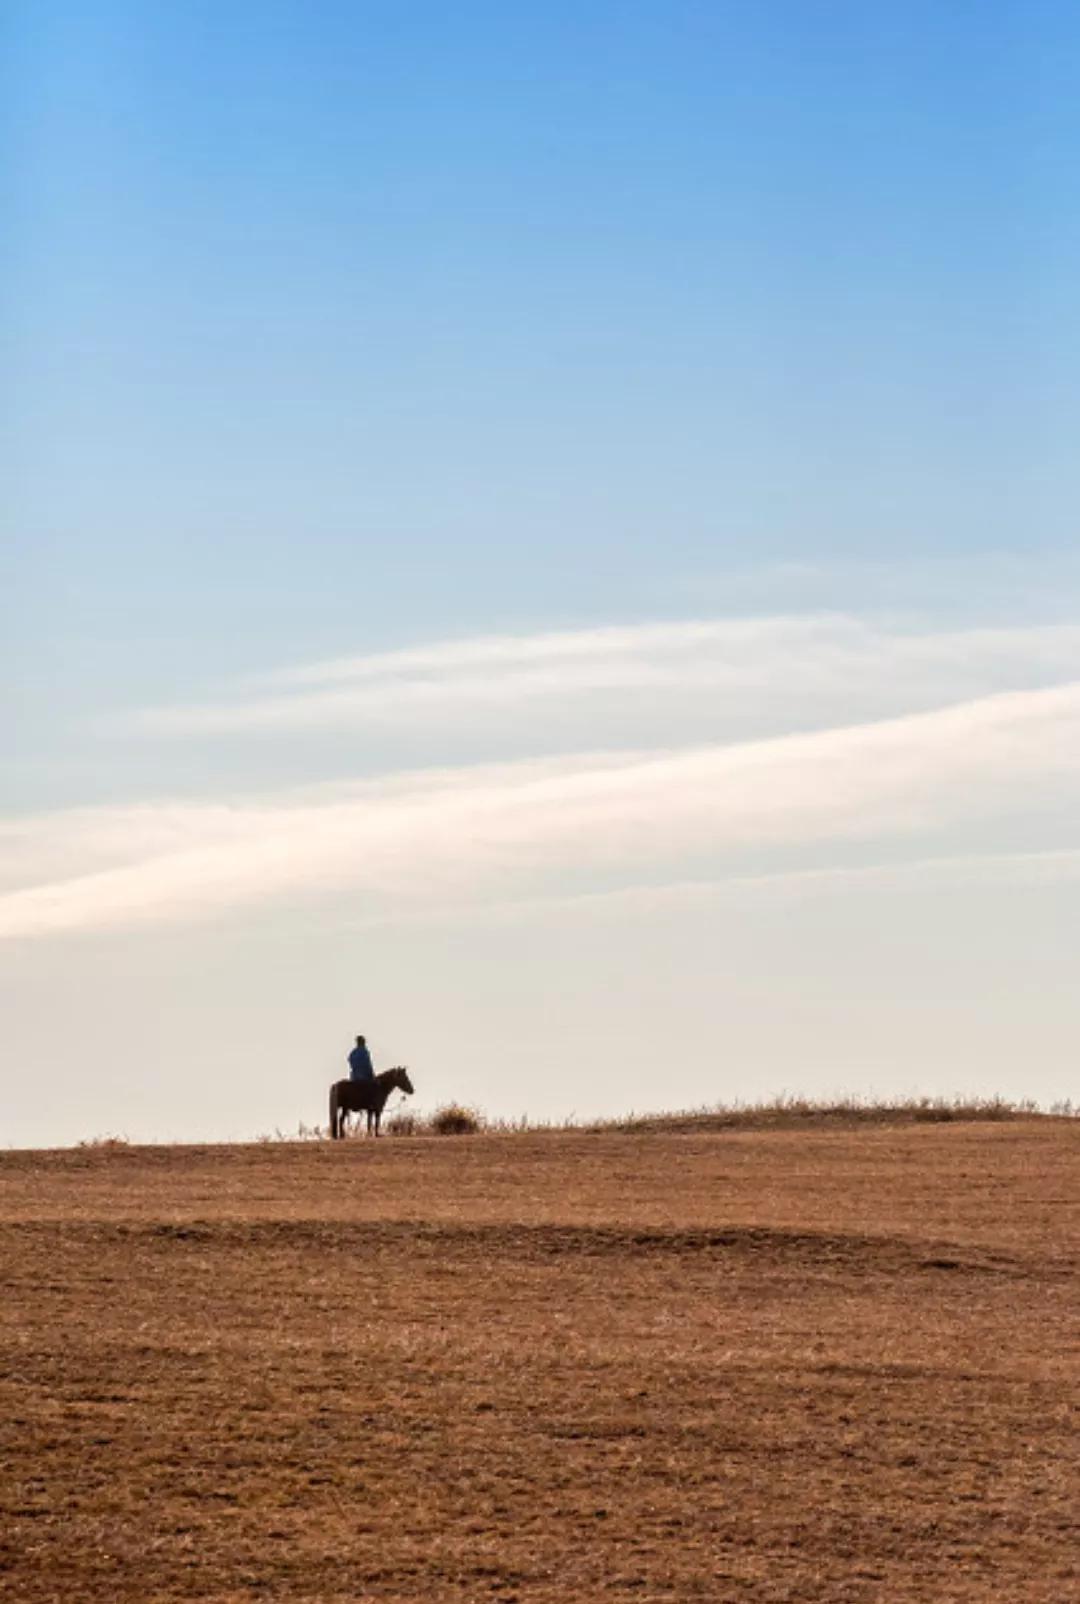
329 1066 414 1139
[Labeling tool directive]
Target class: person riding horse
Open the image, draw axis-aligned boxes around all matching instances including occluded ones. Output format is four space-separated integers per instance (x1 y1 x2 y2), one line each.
329 1059 414 1138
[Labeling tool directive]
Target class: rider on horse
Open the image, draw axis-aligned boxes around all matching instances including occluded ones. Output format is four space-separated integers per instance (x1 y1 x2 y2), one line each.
348 1034 375 1085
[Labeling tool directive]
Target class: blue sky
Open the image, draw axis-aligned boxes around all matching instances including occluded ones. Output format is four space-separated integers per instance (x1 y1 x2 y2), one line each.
4 3 1079 1142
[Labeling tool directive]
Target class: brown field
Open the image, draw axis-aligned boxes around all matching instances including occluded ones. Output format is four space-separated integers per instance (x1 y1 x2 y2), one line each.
1 1119 1077 1602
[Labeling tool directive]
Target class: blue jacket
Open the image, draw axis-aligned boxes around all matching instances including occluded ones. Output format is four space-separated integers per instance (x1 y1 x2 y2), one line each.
348 1044 374 1082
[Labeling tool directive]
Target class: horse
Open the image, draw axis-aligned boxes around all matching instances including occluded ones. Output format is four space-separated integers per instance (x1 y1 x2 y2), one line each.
329 1066 414 1139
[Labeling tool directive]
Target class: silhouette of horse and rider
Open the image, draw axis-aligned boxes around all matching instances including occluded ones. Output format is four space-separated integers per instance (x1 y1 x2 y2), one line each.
328 1033 414 1139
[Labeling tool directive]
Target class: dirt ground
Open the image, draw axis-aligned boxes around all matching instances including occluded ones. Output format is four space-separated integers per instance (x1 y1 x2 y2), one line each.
1 1121 1077 1602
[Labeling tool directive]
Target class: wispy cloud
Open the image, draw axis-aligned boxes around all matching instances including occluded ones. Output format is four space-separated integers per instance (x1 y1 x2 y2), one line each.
102 615 1080 739
7 682 1080 940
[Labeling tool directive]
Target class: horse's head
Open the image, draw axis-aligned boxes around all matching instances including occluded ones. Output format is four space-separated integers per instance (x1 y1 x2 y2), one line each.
390 1066 414 1096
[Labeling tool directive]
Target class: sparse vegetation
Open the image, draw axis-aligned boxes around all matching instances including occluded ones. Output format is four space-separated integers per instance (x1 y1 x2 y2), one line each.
64 1099 1076 1151
345 1093 1075 1141
256 1120 325 1143
578 1091 1057 1133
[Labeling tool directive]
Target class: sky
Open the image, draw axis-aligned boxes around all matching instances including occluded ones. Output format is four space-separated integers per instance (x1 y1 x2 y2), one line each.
3 1 1079 1145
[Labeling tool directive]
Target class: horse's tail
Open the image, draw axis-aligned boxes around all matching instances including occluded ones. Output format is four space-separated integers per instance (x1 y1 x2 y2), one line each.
329 1081 341 1140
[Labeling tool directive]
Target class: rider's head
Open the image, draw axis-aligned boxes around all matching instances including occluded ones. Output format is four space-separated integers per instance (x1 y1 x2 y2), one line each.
355 1034 366 1045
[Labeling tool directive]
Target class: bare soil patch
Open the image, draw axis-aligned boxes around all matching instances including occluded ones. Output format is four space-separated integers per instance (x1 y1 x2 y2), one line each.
1 1121 1076 1601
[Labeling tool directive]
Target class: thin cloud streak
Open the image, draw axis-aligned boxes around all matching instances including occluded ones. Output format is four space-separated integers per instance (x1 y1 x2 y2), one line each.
103 616 1080 737
5 683 1080 940
260 618 780 686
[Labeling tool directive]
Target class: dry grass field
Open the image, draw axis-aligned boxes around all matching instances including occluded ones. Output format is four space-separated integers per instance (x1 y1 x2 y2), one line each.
1 1118 1077 1602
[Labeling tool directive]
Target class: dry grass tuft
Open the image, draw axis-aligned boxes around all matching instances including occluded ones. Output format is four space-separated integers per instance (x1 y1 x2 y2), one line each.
429 1101 485 1135
381 1108 420 1136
